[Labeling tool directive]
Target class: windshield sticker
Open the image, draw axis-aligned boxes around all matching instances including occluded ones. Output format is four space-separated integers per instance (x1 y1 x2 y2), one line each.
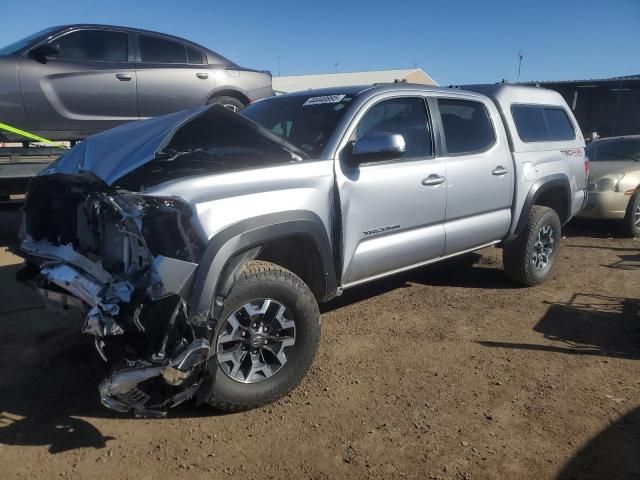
303 95 346 106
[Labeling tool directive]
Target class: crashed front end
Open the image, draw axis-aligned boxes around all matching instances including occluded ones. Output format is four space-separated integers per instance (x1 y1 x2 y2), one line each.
18 172 211 417
15 104 308 417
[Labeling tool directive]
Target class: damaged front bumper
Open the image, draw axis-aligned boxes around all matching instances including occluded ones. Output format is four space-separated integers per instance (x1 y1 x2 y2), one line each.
17 173 213 418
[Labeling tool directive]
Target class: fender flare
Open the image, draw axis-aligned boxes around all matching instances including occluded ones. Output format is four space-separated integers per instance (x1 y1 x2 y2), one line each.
187 210 337 325
513 174 571 237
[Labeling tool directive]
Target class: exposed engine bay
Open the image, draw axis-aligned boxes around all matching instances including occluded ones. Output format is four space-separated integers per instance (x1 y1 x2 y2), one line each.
17 172 212 417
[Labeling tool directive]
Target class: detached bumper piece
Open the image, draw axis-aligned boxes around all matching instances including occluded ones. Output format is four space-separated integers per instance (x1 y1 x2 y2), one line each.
18 173 210 417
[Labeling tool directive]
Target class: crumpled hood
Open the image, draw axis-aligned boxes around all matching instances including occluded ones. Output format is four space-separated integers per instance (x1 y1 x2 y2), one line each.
43 106 210 185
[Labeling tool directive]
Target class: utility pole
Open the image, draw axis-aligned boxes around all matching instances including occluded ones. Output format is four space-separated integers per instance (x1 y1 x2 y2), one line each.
517 50 524 83
334 62 339 74
277 55 281 76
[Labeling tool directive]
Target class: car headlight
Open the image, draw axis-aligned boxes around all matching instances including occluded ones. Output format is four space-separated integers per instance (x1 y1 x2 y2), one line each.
589 174 624 192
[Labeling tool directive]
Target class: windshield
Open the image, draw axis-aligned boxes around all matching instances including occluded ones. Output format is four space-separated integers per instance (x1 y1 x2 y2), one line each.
0 27 60 55
587 138 640 162
241 93 358 156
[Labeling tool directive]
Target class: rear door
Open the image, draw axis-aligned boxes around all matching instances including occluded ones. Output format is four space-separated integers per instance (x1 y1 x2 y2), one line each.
135 34 214 117
19 28 138 134
336 95 447 286
436 97 514 255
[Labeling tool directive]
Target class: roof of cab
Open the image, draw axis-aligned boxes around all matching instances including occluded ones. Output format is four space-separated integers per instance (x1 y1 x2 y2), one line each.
276 82 487 100
458 83 569 107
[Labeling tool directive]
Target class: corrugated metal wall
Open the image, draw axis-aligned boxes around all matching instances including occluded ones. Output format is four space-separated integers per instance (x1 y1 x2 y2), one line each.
540 79 640 138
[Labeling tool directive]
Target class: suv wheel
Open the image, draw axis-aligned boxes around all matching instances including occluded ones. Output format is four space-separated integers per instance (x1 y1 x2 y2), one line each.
503 205 561 286
621 190 640 237
206 261 320 412
207 95 245 112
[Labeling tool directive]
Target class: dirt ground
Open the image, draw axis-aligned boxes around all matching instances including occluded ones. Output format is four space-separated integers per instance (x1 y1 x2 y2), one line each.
1 208 639 480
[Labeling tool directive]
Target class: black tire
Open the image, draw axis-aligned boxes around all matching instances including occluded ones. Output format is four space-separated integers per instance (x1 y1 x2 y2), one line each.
620 191 640 237
503 205 561 286
207 95 245 112
206 261 320 412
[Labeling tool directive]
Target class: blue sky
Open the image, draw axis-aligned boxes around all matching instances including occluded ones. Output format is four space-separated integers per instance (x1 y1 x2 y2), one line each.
1 0 638 84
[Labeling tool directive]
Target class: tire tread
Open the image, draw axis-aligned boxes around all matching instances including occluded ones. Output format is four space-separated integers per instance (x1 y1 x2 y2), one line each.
206 260 320 412
503 205 560 286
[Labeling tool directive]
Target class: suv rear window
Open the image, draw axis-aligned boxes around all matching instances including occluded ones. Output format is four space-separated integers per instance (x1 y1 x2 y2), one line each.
511 105 575 142
438 99 495 155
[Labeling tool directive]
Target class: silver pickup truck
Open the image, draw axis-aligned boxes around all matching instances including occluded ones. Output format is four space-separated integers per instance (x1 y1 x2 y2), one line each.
17 83 588 417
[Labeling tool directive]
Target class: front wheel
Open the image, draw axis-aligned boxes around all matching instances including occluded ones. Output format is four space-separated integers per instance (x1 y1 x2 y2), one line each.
206 261 320 412
621 190 640 237
503 205 561 286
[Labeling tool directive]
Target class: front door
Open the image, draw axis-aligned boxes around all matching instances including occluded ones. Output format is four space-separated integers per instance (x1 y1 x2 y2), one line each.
336 96 447 287
436 97 514 255
135 34 213 118
19 28 138 134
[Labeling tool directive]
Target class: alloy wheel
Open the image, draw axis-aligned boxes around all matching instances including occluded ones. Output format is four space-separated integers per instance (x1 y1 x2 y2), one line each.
532 224 554 271
216 299 296 383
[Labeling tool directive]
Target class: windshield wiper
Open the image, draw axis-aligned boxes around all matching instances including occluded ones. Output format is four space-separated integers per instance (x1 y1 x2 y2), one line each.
155 148 209 162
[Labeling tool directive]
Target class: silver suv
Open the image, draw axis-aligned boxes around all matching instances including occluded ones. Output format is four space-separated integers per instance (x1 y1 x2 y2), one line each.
17 83 588 417
0 24 273 141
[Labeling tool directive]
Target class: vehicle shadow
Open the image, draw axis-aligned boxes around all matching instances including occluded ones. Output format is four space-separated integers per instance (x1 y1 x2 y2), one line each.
478 293 640 360
563 217 624 239
0 260 117 453
604 253 640 271
323 251 514 313
556 406 640 480
0 255 251 454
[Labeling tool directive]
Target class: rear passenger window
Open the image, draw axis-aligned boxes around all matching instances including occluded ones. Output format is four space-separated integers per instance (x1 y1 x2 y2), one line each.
438 99 496 155
186 45 204 64
511 105 575 142
356 97 433 158
139 35 187 63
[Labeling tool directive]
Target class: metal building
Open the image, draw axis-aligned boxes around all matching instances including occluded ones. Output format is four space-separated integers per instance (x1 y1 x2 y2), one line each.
528 75 640 138
272 68 437 94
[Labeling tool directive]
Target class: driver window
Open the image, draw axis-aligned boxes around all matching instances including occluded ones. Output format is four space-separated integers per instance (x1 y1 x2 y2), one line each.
355 97 433 158
55 30 128 62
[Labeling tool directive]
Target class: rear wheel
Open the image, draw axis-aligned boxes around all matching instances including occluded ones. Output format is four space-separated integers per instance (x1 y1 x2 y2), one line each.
621 190 640 237
207 95 245 112
503 205 561 286
206 261 320 412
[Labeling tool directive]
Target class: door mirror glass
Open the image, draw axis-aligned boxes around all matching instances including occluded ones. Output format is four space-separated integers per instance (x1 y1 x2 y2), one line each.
28 43 59 62
350 131 406 162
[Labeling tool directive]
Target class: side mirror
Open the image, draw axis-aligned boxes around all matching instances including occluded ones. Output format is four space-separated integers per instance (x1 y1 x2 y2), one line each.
349 132 406 163
28 43 60 62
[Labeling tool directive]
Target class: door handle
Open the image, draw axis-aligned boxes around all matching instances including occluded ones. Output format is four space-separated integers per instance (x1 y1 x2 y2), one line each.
115 73 132 81
196 72 209 79
492 166 509 176
422 174 445 186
